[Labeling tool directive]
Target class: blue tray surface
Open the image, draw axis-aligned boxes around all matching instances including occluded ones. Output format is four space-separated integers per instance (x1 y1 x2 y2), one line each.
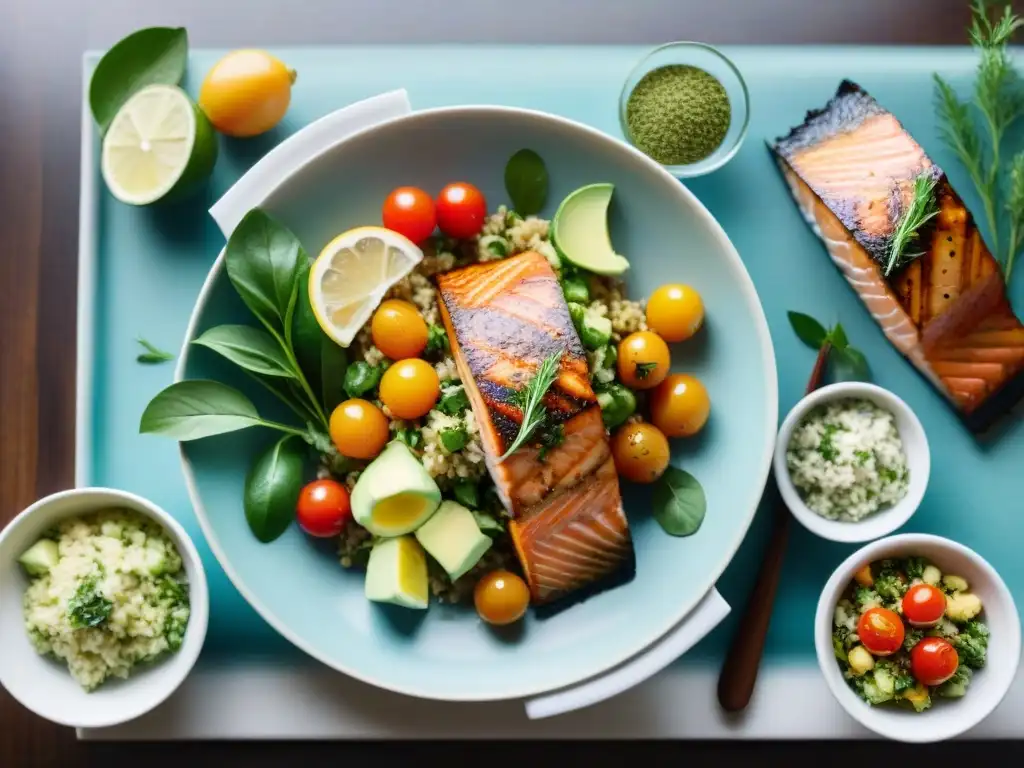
85 45 1024 666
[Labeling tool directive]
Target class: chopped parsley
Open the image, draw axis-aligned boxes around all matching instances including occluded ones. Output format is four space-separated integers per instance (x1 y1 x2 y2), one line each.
634 361 657 380
66 577 113 629
818 423 841 462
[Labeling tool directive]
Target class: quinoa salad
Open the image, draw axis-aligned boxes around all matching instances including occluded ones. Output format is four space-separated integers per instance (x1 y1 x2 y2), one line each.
19 510 190 691
786 397 909 522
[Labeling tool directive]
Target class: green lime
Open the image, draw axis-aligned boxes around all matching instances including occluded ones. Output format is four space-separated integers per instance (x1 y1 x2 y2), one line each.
101 84 217 205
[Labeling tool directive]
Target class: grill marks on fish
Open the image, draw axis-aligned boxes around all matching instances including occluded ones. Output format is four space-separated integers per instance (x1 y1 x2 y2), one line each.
772 80 1024 430
437 251 634 604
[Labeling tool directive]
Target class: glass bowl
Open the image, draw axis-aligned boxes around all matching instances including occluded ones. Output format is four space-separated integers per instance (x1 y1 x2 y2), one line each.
618 42 750 178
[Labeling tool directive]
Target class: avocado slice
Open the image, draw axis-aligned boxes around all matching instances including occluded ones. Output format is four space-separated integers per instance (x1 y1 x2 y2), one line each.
552 183 630 276
364 536 429 610
351 441 442 537
415 501 492 582
19 539 60 577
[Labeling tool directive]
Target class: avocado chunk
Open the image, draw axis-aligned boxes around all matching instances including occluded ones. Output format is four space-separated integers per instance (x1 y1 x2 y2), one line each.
19 539 60 577
552 183 630 276
414 501 492 582
364 536 429 610
351 441 442 537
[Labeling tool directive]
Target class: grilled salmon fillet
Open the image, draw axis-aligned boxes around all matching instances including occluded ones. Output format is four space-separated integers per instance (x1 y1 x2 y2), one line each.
436 251 634 604
772 80 1024 431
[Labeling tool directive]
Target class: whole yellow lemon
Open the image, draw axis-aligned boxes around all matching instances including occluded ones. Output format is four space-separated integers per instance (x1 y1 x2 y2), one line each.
199 49 295 137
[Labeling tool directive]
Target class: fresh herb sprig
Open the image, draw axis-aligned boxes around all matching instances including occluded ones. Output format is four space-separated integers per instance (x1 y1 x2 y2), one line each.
886 173 940 276
788 311 869 379
934 1 1024 280
499 353 561 461
136 337 174 364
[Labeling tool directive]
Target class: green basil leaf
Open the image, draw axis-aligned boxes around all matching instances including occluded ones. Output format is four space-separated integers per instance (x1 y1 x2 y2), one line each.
440 427 469 453
140 380 264 440
193 325 295 378
471 509 506 535
437 384 470 415
652 467 707 537
828 322 849 351
320 338 348 413
343 361 383 399
89 27 188 134
504 148 549 216
453 481 480 509
426 324 450 356
136 337 174 363
225 209 306 335
837 346 870 379
787 311 828 350
244 436 306 543
291 262 322 379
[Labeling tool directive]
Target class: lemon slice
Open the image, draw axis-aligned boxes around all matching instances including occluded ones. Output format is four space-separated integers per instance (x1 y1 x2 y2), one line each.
101 84 218 206
309 226 423 346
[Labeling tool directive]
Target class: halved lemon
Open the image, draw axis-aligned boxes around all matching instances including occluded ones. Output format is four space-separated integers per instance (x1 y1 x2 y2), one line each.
309 226 423 347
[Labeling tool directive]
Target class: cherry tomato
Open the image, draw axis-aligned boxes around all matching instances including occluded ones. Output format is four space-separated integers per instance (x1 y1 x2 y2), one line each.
436 182 487 239
911 636 959 686
857 607 905 657
902 583 946 628
382 187 436 243
645 284 705 343
371 299 429 360
474 570 530 626
611 421 670 483
296 479 351 537
617 331 670 390
649 373 711 438
329 399 389 459
379 358 440 420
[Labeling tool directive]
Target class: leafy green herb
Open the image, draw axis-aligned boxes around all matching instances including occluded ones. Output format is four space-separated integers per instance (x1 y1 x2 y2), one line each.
787 312 828 349
787 311 869 379
934 1 1024 277
499 353 561 461
504 149 548 216
89 27 188 134
319 340 348 413
136 337 174 364
1007 153 1024 281
652 467 707 536
192 325 295 378
67 578 113 629
395 427 423 450
453 481 480 509
485 238 508 258
818 423 840 462
426 324 450 355
634 361 657 380
440 427 469 453
244 436 306 543
854 449 872 465
437 384 470 416
536 422 565 463
139 380 307 441
472 509 507 535
343 361 384 399
885 173 940 276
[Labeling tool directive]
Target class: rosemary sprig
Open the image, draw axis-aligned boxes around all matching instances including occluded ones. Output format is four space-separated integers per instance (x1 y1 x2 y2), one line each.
499 352 561 461
136 337 174 364
886 173 940 276
1007 153 1024 281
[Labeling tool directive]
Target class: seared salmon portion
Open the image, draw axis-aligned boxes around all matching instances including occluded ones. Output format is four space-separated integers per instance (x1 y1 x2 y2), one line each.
437 251 634 604
772 80 1024 431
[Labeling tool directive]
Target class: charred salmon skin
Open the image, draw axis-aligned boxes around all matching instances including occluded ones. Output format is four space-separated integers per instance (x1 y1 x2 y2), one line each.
436 251 634 604
772 80 1024 431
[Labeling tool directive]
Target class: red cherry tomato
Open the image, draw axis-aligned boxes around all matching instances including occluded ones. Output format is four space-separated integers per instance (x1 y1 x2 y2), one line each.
911 636 959 686
382 186 436 243
296 479 351 538
857 607 905 657
902 583 946 628
435 182 487 239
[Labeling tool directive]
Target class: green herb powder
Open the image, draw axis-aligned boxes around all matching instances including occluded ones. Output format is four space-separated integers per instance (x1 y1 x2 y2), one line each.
626 64 731 166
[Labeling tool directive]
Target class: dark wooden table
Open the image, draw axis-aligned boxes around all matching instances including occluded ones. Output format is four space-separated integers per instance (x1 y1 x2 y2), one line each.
1 0 1017 764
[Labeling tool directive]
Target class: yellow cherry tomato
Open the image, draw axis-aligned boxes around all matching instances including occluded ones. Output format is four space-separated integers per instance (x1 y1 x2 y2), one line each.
329 399 389 459
617 331 670 390
371 299 429 360
474 570 530 626
611 422 670 483
646 284 705 343
199 49 296 138
379 358 440 420
649 373 710 438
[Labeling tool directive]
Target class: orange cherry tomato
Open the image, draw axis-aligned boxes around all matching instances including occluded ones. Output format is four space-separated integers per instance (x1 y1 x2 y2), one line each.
911 636 959 686
902 583 946 628
296 479 351 538
436 182 487 239
329 399 389 459
379 358 440 420
649 373 711 438
610 421 671 483
382 186 436 244
474 570 530 626
616 331 670 390
371 299 429 360
857 607 905 657
645 284 705 343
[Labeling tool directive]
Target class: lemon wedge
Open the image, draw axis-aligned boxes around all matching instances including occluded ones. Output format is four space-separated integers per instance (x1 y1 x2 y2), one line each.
309 227 423 346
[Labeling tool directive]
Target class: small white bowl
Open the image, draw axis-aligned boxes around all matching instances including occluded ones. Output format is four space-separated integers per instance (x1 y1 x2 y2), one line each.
774 382 930 543
815 534 1021 742
0 488 208 728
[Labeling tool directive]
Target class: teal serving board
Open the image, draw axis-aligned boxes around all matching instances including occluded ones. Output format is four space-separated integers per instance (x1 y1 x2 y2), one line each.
81 45 1024 673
